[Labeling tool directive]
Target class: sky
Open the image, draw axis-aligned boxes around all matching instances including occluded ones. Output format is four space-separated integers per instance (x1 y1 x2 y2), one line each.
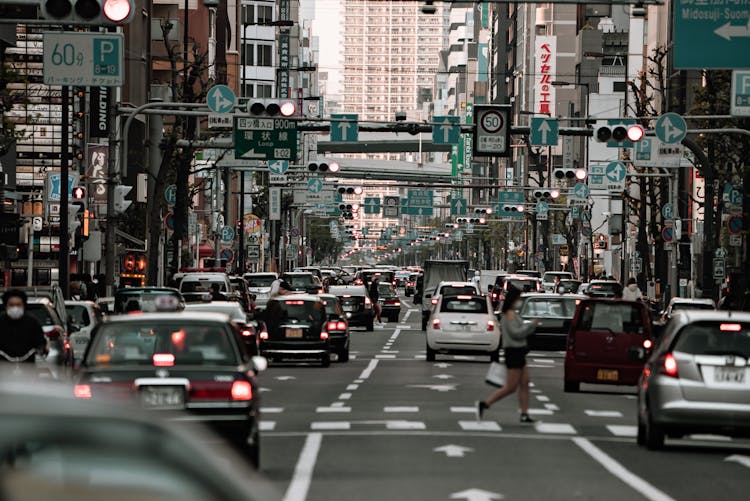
304 0 343 97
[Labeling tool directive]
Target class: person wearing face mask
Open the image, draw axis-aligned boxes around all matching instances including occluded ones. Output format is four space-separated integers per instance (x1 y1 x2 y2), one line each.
0 289 47 363
476 287 540 423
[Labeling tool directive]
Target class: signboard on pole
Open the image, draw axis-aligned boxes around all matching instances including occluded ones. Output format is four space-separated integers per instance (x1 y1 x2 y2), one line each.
473 105 510 157
43 32 124 86
269 187 281 221
234 117 298 161
731 70 750 116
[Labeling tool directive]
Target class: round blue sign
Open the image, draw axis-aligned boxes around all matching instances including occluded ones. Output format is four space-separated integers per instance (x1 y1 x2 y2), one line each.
219 247 234 263
655 113 687 145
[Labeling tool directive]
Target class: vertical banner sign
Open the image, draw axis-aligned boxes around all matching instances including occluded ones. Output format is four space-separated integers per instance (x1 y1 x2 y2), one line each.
87 144 108 203
477 44 488 83
278 0 290 99
269 187 281 221
534 36 557 116
89 87 109 138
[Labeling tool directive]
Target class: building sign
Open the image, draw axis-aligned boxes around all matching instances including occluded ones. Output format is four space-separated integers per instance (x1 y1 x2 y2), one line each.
87 144 108 203
533 36 557 116
89 87 109 138
278 0 290 99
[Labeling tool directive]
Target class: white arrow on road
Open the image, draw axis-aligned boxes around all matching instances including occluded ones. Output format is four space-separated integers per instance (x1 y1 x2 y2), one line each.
275 376 296 381
715 19 750 41
240 148 265 159
408 384 457 392
433 374 455 380
538 119 551 144
434 444 474 458
658 117 683 144
450 488 504 501
725 454 750 468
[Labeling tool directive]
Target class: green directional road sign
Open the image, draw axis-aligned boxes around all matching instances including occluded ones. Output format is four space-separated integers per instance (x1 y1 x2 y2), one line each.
674 0 750 69
331 114 358 142
530 118 559 146
604 161 626 191
234 116 298 161
655 113 687 145
408 189 433 209
450 197 468 216
363 197 381 214
402 194 434 216
433 116 460 144
572 182 589 200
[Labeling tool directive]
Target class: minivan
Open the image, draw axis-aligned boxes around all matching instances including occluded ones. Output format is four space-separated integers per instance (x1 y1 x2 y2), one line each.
564 298 654 392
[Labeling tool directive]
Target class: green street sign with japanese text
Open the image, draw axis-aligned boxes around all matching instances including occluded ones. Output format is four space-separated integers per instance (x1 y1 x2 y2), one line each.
233 116 298 161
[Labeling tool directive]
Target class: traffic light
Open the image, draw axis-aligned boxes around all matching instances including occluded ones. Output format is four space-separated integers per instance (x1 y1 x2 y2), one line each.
474 208 492 215
308 161 340 173
246 98 296 117
553 168 587 181
596 234 608 249
594 123 645 144
456 217 487 224
113 185 132 215
72 186 86 202
532 188 560 201
501 204 525 214
337 186 363 195
40 0 135 25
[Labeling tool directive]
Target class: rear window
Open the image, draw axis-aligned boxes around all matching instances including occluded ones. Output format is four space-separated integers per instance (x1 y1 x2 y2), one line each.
277 299 325 323
329 286 365 297
87 322 238 366
671 302 714 312
440 285 477 296
588 282 622 295
521 298 579 318
284 275 314 287
578 302 644 333
114 291 183 313
246 275 276 287
543 273 573 282
673 321 750 357
506 279 538 292
441 297 488 313
26 305 56 326
378 283 395 294
179 280 226 293
321 299 340 316
66 305 91 327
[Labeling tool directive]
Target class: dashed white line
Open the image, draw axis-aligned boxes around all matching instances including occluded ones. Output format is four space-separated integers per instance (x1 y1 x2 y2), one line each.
316 406 352 413
283 432 323 501
459 420 502 431
536 395 550 402
346 384 359 391
535 423 577 434
403 310 413 322
261 407 284 413
585 410 624 418
532 358 555 364
359 359 379 380
572 437 675 501
259 421 276 431
450 406 476 414
311 422 350 431
689 434 732 442
331 402 346 408
384 406 419 413
544 404 560 411
354 379 364 384
527 408 555 415
338 393 352 400
386 420 426 430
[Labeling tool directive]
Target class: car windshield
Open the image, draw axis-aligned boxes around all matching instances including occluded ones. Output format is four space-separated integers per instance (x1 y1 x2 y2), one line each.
440 297 488 313
378 283 395 295
86 322 238 366
440 285 476 296
521 297 579 318
25 304 56 326
578 302 643 333
246 275 276 288
185 303 245 322
507 279 537 292
66 305 91 327
673 321 750 357
284 275 314 287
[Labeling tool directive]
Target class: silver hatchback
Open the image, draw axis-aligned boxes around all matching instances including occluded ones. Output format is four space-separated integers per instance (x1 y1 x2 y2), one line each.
637 310 750 449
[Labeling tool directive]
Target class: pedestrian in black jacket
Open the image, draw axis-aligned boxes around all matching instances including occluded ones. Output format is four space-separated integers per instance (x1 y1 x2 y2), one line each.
0 289 47 363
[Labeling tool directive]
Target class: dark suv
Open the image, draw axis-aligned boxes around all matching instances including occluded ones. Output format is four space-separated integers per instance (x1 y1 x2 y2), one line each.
281 272 322 294
327 285 374 331
260 294 331 366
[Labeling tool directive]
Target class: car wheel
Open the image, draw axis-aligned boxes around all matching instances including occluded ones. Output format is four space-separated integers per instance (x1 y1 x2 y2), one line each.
426 343 436 361
644 406 665 450
490 351 500 363
366 318 374 331
338 349 349 363
564 380 580 393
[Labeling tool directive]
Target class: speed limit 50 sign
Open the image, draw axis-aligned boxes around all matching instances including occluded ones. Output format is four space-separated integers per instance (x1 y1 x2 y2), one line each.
473 105 511 157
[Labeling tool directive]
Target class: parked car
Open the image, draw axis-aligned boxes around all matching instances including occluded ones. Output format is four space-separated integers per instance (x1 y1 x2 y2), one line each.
260 294 331 366
320 293 351 362
426 294 500 362
327 285 374 331
65 300 103 361
377 282 402 322
541 271 575 293
243 272 278 311
637 311 750 449
75 311 265 467
518 294 586 350
584 280 624 298
281 272 323 294
564 298 654 392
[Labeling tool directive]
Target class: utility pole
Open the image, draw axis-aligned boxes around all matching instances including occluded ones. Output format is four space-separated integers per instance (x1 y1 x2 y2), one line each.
105 90 118 297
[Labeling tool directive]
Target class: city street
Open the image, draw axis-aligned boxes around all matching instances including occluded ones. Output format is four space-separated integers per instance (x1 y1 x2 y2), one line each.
257 295 750 501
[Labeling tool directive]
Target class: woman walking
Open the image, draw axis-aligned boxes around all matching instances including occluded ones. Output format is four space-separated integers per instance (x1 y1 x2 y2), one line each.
476 287 540 423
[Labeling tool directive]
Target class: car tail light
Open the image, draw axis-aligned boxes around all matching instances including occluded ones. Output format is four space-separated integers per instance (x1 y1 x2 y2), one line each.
285 300 305 305
318 289 324 294
259 330 269 340
662 353 679 378
432 318 440 329
491 292 498 300
46 327 63 340
241 329 254 337
327 321 337 331
336 321 346 330
431 298 438 305
457 295 473 300
487 320 495 332
720 323 742 332
320 331 329 340
74 384 92 399
231 380 253 401
643 339 653 349
152 353 175 367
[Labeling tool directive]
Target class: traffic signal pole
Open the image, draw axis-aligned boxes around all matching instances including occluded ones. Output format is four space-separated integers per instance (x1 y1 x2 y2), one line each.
59 86 70 299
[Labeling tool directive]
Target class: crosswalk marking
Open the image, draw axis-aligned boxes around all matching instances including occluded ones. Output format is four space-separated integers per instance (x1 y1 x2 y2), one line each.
450 406 476 414
586 410 624 418
261 407 284 413
535 423 577 434
606 425 637 437
347 384 359 391
375 354 397 359
311 421 351 430
536 395 550 402
316 406 352 413
259 421 276 431
459 420 502 431
384 406 419 413
339 393 352 400
544 404 560 411
527 408 555 415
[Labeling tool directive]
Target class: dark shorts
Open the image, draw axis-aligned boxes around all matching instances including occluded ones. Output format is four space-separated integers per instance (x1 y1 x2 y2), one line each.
504 347 528 369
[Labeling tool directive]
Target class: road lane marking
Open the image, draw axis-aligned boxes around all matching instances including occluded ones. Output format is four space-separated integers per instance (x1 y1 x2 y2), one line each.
346 384 359 390
359 359 379 380
385 420 426 430
450 406 476 414
259 421 276 431
536 395 550 402
331 402 346 407
586 410 624 418
725 454 750 469
375 354 397 359
607 425 637 437
404 310 413 322
434 444 474 457
380 350 400 354
532 358 555 364
459 421 501 431
311 422 350 430
544 404 560 411
354 379 364 384
283 432 323 501
572 437 676 501
390 328 401 340
527 408 555 415
530 389 542 394
689 434 732 442
316 406 352 413
535 423 577 434
261 407 284 413
338 393 352 400
528 364 556 368
384 406 419 413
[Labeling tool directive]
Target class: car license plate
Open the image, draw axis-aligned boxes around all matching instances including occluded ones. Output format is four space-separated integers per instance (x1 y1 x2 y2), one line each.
596 369 619 382
343 305 356 312
286 328 303 338
139 386 185 409
714 367 746 383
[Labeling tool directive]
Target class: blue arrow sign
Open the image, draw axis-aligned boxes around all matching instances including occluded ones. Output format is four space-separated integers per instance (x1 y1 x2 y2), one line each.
206 84 235 114
605 161 626 183
655 113 687 144
307 178 324 194
433 116 460 145
331 114 359 142
529 118 559 146
268 160 289 174
573 182 589 199
450 197 467 215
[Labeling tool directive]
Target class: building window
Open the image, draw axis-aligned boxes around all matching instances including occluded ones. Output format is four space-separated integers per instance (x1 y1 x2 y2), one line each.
257 84 272 98
258 5 273 24
257 44 272 66
243 43 255 66
243 83 254 97
242 4 254 24
613 81 626 92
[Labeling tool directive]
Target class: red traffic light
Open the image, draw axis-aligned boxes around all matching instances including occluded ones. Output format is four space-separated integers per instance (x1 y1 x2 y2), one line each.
103 0 131 23
72 186 86 200
626 124 645 142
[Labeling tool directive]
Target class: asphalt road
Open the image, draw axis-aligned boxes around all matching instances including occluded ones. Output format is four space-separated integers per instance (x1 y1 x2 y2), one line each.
255 294 750 501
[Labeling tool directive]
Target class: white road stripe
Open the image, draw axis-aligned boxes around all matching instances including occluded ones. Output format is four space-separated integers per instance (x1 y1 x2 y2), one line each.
354 379 364 384
375 354 397 359
259 421 276 431
459 420 502 431
390 328 401 340
527 408 555 415
607 425 638 437
572 437 676 501
283 432 323 501
403 310 412 322
310 422 350 430
384 406 419 413
331 402 345 408
689 434 732 442
450 406 476 414
386 420 426 430
535 423 577 434
261 407 284 413
536 395 550 402
359 359 379 380
346 384 359 391
544 404 560 411
380 350 400 354
585 410 624 418
528 364 556 368
532 358 555 364
316 406 352 413
338 393 352 400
